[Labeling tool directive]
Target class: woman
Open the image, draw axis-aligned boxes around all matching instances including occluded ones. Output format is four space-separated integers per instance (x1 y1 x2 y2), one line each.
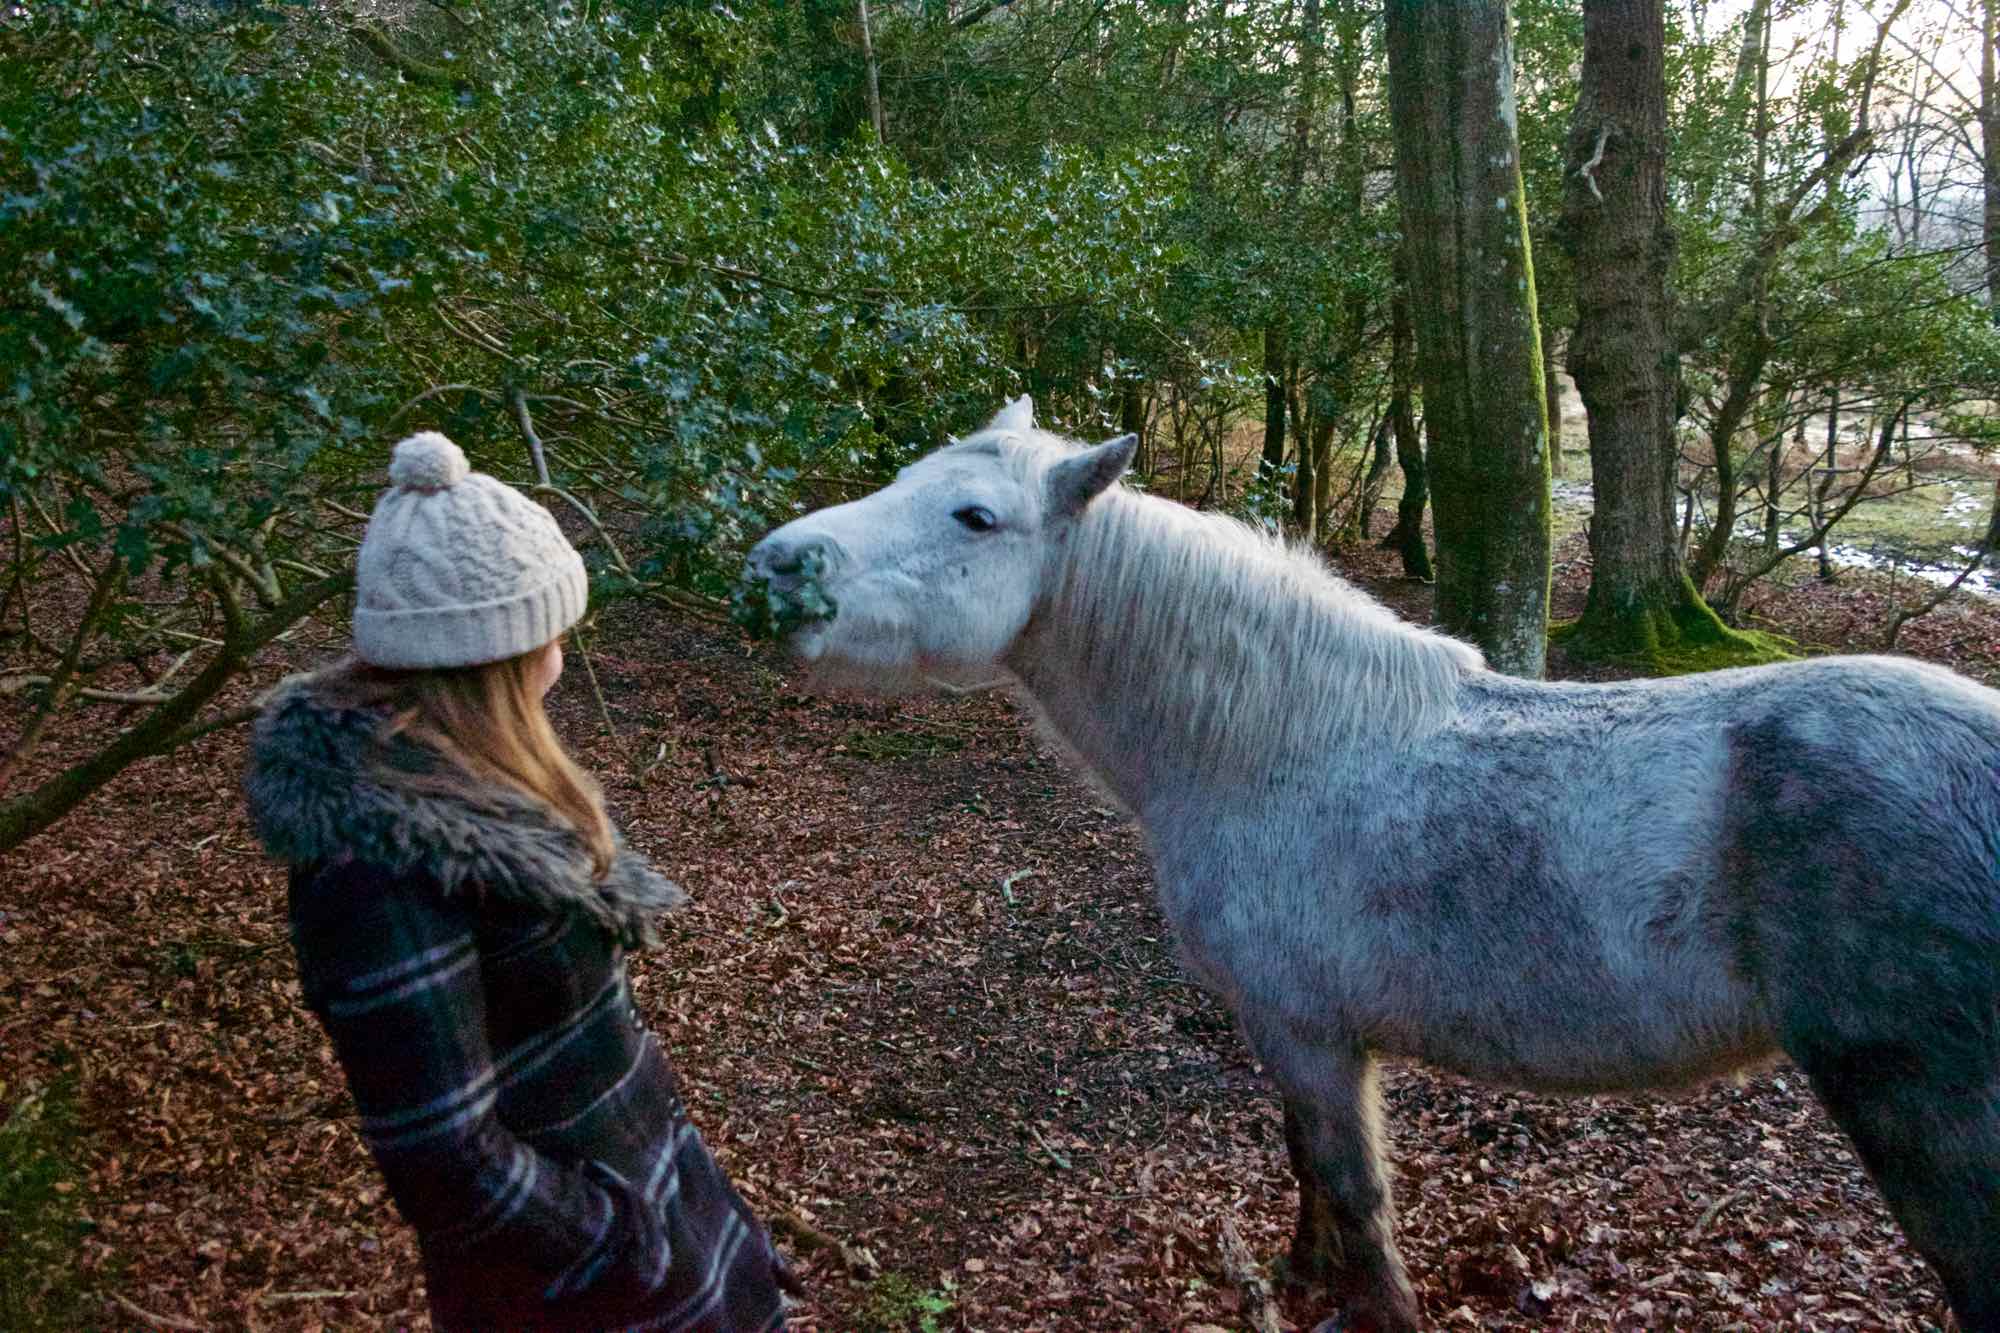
245 432 797 1331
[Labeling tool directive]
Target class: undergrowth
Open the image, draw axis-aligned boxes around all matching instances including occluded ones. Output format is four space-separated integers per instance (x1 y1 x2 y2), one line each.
0 1072 94 1330
857 1270 957 1332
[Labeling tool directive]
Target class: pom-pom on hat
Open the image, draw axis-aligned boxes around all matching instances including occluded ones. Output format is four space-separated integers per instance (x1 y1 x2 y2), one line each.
386 430 472 491
352 433 588 669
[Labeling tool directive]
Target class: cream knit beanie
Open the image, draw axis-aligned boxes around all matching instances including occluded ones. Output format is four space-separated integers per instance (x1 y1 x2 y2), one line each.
352 432 589 670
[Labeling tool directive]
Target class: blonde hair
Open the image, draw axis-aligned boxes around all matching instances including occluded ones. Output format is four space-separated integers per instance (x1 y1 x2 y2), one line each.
312 645 616 876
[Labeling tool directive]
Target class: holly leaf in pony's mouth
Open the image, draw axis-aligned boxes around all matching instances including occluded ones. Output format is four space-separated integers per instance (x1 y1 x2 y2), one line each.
730 551 838 641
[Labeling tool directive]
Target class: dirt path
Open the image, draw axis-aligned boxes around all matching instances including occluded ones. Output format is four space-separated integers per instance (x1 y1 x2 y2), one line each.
1 564 1979 1330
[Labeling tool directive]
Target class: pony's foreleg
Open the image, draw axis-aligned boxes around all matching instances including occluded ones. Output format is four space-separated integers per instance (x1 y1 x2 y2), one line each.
1243 1012 1419 1333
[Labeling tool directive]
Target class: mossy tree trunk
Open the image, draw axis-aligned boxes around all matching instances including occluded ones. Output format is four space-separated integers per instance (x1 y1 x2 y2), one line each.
1385 0 1550 676
1559 0 1764 662
1561 0 1703 650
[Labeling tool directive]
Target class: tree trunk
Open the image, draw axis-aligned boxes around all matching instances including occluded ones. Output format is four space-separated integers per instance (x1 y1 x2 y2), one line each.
1120 379 1148 475
1382 268 1435 580
1260 324 1288 481
1984 0 1999 321
1289 376 1316 538
1686 3 1772 591
1817 394 1841 581
1541 323 1565 479
1686 341 1765 589
1273 0 1325 517
1558 0 1745 661
1354 412 1395 541
857 0 886 141
1309 413 1339 539
1764 414 1798 554
1385 0 1550 676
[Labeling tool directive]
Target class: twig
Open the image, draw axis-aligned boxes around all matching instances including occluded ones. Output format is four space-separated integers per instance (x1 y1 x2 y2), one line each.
110 1292 206 1331
1881 476 2000 649
23 489 96 580
643 585 731 625
999 868 1037 904
1028 1123 1074 1170
1 677 182 706
347 20 454 87
1216 1216 1284 1333
530 484 633 576
1689 1187 1747 1241
802 473 883 492
767 1211 880 1277
435 305 519 363
511 385 551 486
571 630 639 779
176 524 280 606
258 1290 359 1305
387 382 502 425
923 674 1012 696
156 704 262 752
1574 123 1609 202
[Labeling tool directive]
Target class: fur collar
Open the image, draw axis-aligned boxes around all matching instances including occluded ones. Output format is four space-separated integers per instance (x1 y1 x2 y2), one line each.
244 675 687 946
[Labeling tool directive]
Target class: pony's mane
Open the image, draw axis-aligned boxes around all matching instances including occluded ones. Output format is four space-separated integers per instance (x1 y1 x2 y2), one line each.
1003 430 1484 772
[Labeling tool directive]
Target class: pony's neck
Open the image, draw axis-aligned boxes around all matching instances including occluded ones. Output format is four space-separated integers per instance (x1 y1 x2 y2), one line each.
1005 489 1481 813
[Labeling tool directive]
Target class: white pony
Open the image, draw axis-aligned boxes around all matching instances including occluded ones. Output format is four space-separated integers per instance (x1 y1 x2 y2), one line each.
746 397 2000 1332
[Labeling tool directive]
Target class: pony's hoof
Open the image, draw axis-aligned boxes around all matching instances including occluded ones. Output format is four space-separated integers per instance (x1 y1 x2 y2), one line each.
1277 1241 1339 1291
1307 1303 1420 1333
1271 1252 1325 1292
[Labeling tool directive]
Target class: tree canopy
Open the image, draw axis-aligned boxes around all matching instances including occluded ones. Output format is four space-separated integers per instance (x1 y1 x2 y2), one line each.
5 0 2000 846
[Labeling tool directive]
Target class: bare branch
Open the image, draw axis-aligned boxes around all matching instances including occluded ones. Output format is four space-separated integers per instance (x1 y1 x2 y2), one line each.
347 21 455 88
1215 1217 1283 1333
953 0 1015 31
530 484 632 577
511 386 552 487
388 382 503 426
0 571 352 853
0 554 126 790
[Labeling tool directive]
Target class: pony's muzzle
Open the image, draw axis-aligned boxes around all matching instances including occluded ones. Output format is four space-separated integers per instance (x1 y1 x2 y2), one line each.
745 531 846 601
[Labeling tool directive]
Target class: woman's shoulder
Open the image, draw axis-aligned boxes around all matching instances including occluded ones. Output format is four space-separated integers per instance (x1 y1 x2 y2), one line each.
244 673 393 868
246 672 686 943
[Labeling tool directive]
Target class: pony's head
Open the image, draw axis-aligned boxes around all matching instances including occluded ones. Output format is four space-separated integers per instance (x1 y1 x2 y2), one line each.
745 396 1135 691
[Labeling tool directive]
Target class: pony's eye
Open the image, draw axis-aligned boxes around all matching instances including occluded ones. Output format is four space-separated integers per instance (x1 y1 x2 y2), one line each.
953 506 997 533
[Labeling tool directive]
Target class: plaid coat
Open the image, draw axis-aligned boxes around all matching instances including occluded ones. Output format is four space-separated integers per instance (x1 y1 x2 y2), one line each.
246 679 793 1332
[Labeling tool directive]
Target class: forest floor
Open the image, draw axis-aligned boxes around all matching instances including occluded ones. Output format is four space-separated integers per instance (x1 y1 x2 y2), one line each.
5 525 1999 1332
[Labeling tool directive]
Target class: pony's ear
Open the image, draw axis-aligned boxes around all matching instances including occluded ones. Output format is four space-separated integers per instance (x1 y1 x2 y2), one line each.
1048 434 1137 517
987 394 1035 434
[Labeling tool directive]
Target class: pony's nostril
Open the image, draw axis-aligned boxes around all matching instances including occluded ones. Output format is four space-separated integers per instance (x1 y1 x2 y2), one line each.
748 536 798 580
747 535 837 587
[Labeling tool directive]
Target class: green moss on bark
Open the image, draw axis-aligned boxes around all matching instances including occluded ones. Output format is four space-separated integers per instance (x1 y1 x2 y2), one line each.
1552 576 1792 674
